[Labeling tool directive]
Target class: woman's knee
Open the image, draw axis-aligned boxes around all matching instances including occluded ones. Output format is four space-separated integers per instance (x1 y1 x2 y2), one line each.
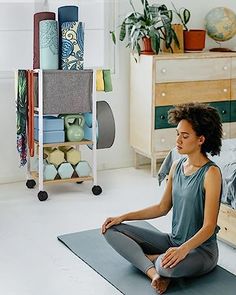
103 225 120 242
155 255 181 278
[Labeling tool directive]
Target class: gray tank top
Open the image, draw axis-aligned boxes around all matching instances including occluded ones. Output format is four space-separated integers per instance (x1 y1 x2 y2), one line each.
170 157 220 246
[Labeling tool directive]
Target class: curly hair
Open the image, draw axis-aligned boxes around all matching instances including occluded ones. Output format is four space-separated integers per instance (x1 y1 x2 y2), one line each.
168 103 223 156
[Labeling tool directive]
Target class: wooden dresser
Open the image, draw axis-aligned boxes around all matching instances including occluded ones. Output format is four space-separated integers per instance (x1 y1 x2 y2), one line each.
130 52 236 176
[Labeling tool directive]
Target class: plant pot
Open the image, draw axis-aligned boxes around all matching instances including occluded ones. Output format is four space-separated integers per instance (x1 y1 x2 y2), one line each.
184 30 206 52
141 37 154 55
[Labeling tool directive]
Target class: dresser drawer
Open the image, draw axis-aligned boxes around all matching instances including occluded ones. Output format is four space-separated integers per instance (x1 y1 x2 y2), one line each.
210 101 230 123
155 106 174 129
231 79 236 99
155 80 231 106
153 128 176 152
230 100 236 122
155 101 230 130
153 123 230 153
155 58 231 83
232 58 236 79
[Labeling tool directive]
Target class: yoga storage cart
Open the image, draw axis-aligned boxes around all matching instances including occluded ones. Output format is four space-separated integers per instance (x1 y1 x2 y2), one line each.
26 69 102 201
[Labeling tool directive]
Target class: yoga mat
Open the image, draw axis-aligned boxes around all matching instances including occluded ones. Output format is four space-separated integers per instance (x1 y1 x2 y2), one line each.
39 20 59 70
33 12 56 69
58 5 79 69
61 21 84 70
58 221 236 295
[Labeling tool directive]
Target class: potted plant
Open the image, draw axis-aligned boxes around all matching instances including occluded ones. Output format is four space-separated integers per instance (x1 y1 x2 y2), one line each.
171 2 206 51
110 0 179 58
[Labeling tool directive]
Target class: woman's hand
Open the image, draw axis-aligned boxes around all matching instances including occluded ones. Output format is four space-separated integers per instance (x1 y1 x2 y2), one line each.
101 216 124 234
161 246 189 269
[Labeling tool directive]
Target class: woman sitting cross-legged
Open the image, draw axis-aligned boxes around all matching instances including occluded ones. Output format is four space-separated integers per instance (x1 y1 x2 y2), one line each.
101 103 222 294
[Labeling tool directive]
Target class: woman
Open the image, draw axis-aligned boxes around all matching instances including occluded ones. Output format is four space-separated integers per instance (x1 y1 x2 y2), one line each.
101 103 222 294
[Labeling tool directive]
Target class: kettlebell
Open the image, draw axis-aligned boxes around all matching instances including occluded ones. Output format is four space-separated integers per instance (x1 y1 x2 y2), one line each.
64 114 85 142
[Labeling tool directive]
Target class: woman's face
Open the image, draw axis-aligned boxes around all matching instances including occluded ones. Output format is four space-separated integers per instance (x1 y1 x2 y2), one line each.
176 119 205 155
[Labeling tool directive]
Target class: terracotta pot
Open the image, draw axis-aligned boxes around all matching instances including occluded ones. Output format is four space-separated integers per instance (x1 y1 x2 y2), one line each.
184 30 206 51
141 37 154 55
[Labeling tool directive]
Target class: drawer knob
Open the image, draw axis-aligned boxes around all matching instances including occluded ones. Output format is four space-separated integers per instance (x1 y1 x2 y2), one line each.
223 88 228 93
161 68 167 74
161 138 165 143
221 110 226 114
160 115 165 120
223 132 227 136
223 66 228 71
161 92 166 97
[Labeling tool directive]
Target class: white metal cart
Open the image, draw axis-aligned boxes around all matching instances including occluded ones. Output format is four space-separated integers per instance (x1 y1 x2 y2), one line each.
26 69 102 201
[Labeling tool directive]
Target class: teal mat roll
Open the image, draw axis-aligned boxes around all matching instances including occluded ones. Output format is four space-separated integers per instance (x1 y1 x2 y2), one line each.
61 21 84 70
39 20 59 70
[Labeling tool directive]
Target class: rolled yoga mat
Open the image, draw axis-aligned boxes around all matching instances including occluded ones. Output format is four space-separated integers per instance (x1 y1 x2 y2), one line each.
39 20 59 70
61 21 84 70
33 12 56 69
58 5 79 69
58 221 236 295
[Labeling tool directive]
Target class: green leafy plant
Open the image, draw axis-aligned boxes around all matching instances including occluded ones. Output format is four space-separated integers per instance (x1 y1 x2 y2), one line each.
171 2 191 31
110 0 179 56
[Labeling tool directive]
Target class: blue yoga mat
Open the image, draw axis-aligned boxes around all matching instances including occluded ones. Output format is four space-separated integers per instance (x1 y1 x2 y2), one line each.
58 5 79 69
58 221 236 295
39 20 58 69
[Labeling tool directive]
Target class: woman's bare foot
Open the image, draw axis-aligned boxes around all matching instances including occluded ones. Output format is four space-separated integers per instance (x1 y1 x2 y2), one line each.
151 275 171 294
146 254 159 262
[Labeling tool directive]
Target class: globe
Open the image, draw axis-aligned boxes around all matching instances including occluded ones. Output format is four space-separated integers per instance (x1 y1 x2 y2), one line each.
205 7 236 42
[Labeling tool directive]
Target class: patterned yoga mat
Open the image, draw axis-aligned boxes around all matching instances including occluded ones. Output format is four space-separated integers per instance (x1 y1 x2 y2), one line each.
61 21 84 70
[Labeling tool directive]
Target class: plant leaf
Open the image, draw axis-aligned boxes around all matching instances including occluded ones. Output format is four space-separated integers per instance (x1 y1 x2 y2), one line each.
109 31 116 45
183 8 191 25
119 21 126 41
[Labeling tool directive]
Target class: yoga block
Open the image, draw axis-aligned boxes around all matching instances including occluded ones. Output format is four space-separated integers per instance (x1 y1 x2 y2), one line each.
34 115 64 131
43 163 57 180
34 129 65 144
84 112 93 128
75 161 91 177
58 162 74 179
44 148 65 167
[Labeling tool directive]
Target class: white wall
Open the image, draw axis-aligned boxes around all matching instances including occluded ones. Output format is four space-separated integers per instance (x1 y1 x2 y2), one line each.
0 0 236 183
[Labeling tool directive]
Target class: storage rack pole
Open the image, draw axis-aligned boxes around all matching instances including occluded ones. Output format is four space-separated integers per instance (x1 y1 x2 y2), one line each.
38 69 44 192
92 69 97 185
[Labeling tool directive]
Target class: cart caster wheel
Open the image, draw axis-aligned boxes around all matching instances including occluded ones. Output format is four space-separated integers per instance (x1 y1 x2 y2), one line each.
76 181 84 184
92 185 102 196
26 179 36 189
38 191 48 201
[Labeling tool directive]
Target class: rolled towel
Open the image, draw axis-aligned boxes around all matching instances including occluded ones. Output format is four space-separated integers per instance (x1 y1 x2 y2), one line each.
96 69 105 91
103 69 113 92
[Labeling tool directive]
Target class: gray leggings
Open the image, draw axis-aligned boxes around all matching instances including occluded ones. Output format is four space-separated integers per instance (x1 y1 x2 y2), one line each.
104 223 218 278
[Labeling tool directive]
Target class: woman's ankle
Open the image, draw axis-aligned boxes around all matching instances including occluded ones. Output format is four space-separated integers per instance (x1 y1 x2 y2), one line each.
146 267 160 280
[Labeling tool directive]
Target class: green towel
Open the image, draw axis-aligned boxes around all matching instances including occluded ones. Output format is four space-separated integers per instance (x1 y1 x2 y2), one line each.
103 69 112 92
